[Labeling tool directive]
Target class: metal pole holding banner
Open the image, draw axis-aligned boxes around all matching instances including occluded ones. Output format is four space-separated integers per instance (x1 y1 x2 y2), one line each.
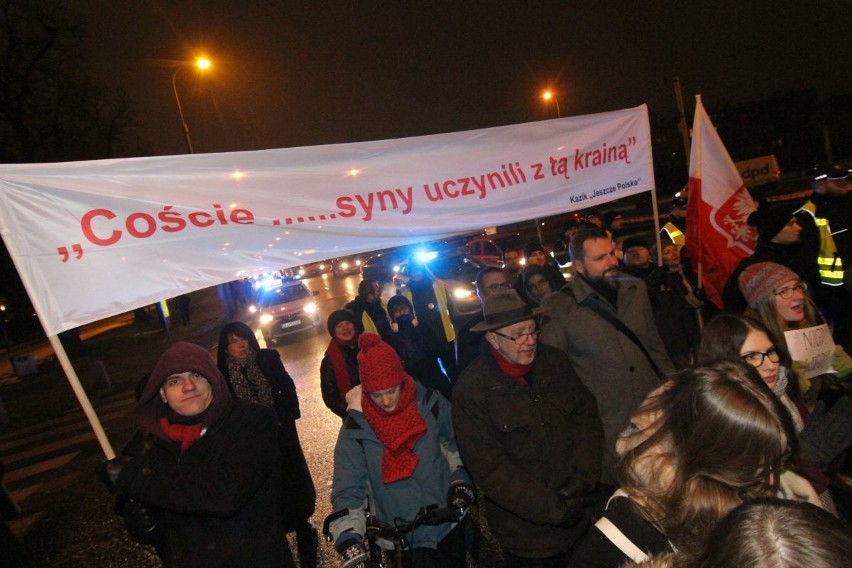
650 186 663 267
46 334 116 459
673 76 691 172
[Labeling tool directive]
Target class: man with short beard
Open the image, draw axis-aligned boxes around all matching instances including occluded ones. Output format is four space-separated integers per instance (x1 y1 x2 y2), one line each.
540 228 674 492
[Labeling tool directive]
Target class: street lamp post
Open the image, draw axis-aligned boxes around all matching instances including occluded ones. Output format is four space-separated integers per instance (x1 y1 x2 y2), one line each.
171 57 211 154
542 90 561 118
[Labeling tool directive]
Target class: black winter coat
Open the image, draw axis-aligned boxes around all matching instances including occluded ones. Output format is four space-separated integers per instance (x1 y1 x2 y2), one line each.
319 343 360 418
452 344 604 558
114 402 290 568
226 348 316 530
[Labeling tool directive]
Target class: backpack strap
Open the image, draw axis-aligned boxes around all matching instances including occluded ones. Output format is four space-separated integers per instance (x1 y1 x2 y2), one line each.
595 516 649 563
561 285 664 380
595 489 649 563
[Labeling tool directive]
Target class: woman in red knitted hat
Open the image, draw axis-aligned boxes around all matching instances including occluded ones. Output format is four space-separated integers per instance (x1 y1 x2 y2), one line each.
327 333 474 568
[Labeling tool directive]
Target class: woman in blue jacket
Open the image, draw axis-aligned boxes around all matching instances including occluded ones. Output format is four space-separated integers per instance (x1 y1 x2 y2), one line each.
328 333 474 568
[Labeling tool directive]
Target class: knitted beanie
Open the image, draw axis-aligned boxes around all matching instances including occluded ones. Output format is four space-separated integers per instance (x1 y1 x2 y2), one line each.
137 341 231 435
523 241 546 258
148 341 222 390
386 294 413 319
746 201 800 242
738 262 800 307
327 309 358 336
621 236 650 252
357 332 409 392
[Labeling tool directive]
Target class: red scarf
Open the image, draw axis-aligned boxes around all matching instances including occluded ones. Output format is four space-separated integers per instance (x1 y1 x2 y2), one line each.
362 376 427 483
490 345 533 385
159 417 203 452
328 336 358 405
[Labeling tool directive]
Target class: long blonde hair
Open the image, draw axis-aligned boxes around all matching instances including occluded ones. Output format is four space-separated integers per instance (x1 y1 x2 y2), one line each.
744 281 822 353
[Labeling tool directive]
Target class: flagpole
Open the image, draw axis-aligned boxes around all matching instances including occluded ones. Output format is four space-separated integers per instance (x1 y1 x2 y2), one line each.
0 245 117 459
651 186 663 267
674 76 691 171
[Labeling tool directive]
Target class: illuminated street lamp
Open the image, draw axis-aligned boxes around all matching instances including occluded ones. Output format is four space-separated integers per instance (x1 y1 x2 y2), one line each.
541 89 561 118
171 57 211 154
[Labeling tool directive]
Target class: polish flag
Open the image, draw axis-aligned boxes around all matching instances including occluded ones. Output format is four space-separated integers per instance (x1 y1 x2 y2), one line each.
685 95 757 309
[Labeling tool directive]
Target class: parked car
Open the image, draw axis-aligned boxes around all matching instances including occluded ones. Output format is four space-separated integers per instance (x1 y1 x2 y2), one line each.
464 237 505 265
249 276 321 345
394 251 497 316
361 247 412 283
297 260 331 279
330 255 363 277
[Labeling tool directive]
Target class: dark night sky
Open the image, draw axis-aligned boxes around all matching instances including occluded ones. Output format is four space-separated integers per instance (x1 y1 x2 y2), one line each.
70 1 852 158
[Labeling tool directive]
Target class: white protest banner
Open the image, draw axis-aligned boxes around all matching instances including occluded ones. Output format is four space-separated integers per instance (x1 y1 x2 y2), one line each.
784 324 836 378
0 105 652 335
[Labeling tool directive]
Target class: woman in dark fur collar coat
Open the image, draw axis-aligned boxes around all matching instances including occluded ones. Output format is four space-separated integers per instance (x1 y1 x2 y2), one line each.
216 322 317 568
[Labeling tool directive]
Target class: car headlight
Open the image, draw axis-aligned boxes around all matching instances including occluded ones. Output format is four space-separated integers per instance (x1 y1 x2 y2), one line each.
304 302 318 314
259 314 273 325
453 288 474 300
341 262 349 270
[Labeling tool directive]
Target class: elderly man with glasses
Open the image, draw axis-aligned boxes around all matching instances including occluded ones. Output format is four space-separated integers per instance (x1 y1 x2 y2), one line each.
452 290 603 567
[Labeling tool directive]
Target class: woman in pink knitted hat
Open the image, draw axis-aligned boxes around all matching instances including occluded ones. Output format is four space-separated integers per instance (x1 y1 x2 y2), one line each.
327 333 473 568
738 261 852 404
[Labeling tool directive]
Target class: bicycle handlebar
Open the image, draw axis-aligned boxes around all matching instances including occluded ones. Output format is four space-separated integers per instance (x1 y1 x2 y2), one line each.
366 504 464 540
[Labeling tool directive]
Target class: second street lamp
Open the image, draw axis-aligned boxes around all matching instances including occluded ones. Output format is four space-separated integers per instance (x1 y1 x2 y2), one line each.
541 89 561 118
171 57 211 154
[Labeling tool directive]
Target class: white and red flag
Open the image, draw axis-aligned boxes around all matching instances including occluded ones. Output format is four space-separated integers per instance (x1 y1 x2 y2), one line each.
685 95 757 309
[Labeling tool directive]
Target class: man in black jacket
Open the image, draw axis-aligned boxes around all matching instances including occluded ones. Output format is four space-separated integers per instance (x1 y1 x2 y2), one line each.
97 342 293 568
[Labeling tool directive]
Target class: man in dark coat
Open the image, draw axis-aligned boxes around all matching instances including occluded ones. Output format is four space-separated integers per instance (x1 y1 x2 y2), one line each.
452 291 603 566
722 200 818 313
345 279 394 343
96 341 293 568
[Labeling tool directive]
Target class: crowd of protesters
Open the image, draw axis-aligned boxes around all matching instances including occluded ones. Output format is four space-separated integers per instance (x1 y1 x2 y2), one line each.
94 166 851 567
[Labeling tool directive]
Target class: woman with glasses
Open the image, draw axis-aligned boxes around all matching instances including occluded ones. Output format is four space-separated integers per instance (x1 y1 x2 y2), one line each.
738 261 852 406
570 361 803 568
697 313 850 516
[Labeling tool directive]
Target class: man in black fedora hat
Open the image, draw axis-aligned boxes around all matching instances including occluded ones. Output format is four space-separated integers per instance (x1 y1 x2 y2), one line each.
452 290 603 566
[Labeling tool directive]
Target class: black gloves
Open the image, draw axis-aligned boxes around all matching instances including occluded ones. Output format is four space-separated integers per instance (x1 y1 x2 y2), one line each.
96 456 131 493
336 536 378 568
447 480 476 510
555 477 596 528
119 499 162 545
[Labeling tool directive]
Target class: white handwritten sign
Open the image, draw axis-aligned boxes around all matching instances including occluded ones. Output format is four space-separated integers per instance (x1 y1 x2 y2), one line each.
784 324 836 378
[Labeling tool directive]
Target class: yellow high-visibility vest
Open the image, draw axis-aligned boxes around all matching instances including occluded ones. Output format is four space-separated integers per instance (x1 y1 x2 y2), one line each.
661 222 685 248
402 282 456 342
798 201 844 286
360 309 387 335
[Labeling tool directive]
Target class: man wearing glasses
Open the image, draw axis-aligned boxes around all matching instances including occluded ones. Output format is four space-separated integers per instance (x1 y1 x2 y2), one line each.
455 267 513 373
452 290 603 567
